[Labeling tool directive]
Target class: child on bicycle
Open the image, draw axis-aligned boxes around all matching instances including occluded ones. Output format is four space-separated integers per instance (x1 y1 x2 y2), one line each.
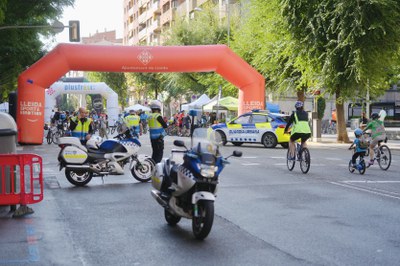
348 128 368 169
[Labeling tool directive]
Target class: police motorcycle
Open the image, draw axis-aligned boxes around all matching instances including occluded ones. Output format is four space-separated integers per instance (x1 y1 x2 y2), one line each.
151 118 242 240
57 129 155 186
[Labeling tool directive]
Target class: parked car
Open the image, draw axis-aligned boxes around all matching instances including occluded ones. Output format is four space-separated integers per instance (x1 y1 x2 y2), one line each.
211 110 290 148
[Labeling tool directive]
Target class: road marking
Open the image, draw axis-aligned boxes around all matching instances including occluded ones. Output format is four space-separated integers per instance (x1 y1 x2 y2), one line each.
342 180 400 184
330 181 400 200
325 158 343 161
242 163 260 166
271 156 285 159
243 156 257 159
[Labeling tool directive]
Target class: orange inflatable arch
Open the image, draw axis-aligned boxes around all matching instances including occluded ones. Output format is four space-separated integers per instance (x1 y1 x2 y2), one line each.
17 44 265 144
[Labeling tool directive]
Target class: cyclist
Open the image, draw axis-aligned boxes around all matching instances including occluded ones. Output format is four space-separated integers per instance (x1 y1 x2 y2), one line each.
284 101 312 160
348 128 368 169
363 112 386 166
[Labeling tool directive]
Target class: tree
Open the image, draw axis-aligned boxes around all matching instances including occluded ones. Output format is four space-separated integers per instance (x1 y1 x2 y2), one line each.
161 2 239 98
0 0 75 100
87 72 128 108
279 0 400 142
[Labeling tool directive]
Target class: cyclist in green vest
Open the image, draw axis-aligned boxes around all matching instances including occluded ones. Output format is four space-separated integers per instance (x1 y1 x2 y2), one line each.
69 107 94 145
124 109 142 137
363 112 386 166
284 101 312 160
148 101 168 163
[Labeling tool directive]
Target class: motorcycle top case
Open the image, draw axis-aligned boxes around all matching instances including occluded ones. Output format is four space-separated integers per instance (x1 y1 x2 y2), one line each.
61 146 88 164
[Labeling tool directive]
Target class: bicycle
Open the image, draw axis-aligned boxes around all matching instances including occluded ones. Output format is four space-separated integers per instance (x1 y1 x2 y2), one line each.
46 125 57 144
286 141 311 174
348 147 366 175
365 136 391 171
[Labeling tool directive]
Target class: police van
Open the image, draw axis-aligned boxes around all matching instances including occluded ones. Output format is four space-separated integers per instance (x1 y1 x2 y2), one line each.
211 110 290 148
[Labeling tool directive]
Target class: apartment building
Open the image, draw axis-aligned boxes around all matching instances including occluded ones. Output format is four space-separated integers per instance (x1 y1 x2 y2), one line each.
123 0 217 46
82 30 123 45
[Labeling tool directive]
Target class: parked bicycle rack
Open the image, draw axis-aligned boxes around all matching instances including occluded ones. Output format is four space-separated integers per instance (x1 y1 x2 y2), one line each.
0 154 43 206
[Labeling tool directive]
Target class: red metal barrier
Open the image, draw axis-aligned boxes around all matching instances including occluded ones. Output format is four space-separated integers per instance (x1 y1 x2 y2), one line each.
0 154 43 205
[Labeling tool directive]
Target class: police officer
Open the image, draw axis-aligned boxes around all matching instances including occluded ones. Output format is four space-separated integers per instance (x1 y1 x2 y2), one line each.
148 101 168 163
284 101 311 159
124 109 142 137
69 107 93 145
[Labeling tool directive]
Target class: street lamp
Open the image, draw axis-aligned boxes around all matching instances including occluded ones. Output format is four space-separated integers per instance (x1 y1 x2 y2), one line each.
0 20 80 42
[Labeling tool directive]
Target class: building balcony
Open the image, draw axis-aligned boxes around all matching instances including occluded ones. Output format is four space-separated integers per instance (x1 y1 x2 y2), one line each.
150 0 161 15
148 18 161 33
160 8 174 26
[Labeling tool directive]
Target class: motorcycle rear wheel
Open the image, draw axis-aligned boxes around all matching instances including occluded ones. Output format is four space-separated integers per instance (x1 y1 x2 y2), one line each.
164 209 181 225
65 169 93 186
192 201 214 240
130 157 155 182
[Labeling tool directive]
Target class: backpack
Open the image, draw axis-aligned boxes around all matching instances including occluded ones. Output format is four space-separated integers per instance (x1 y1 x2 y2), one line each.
358 135 369 149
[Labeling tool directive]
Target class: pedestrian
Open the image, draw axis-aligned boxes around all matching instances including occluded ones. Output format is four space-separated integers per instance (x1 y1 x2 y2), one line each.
148 101 168 163
69 107 93 145
124 109 142 137
98 114 108 139
360 112 368 130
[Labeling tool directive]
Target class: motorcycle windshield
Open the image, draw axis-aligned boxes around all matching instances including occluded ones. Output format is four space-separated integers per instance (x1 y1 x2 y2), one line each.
191 128 221 159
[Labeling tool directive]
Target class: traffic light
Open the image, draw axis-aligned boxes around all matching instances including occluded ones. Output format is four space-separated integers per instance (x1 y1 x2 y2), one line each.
69 20 80 42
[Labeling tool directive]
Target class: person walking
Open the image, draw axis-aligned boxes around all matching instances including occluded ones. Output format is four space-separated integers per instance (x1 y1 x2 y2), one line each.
69 107 93 145
148 101 168 163
124 109 142 137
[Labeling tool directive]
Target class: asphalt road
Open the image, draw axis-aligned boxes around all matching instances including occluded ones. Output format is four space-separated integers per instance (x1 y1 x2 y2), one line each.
1 135 400 266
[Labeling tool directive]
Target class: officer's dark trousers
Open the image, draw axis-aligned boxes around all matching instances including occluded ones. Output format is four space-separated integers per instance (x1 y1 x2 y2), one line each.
151 137 164 163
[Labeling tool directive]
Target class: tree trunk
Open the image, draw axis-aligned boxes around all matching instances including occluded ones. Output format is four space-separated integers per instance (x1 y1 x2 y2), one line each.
335 91 350 143
297 90 305 102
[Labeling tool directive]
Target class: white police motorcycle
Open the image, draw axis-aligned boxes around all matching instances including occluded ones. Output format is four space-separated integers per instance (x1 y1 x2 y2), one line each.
57 131 155 186
151 127 242 240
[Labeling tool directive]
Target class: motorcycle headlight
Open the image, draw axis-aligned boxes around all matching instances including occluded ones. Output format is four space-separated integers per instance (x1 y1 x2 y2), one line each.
200 164 217 178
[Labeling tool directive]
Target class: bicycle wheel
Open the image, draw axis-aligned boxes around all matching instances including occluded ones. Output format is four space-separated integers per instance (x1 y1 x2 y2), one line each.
46 131 53 144
358 159 366 175
348 160 355 173
286 149 295 171
52 131 62 144
377 145 391 171
299 148 311 174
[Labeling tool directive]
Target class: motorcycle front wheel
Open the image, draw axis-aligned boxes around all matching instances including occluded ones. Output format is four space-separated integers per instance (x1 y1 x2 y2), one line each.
65 169 93 186
164 209 181 225
192 201 214 240
130 157 155 182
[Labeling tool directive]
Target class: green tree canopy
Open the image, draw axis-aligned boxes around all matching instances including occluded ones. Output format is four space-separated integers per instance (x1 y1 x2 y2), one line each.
279 0 400 141
87 72 128 108
0 0 74 101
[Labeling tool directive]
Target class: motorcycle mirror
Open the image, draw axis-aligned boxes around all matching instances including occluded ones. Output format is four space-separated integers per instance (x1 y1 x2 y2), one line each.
173 140 186 147
233 150 242 157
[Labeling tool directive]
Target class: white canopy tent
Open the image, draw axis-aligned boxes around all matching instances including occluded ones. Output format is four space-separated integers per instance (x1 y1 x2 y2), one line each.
181 94 211 111
125 103 151 112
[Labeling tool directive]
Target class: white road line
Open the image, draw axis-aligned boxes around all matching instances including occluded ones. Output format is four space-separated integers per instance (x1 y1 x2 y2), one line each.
242 163 260 166
243 156 257 159
271 156 285 159
325 158 343 161
330 181 400 200
342 180 400 184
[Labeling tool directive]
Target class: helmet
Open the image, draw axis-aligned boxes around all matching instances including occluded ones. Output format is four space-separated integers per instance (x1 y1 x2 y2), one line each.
129 109 135 113
150 101 161 110
354 128 363 137
86 136 103 149
371 112 379 120
295 101 304 108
